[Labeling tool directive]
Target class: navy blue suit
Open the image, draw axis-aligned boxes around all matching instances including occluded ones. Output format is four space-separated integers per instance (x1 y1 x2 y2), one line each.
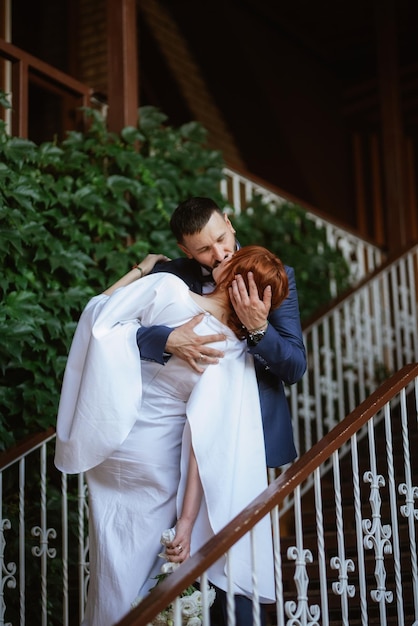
136 257 306 468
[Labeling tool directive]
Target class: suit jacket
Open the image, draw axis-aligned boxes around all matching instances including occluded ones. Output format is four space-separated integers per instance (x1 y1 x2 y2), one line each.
136 257 306 467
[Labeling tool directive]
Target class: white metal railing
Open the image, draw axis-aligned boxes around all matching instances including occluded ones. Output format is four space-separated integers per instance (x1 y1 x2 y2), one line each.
119 364 418 626
0 431 89 626
290 243 418 468
221 167 383 286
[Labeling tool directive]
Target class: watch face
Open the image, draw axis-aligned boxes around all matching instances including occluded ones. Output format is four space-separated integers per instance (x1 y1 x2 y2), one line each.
248 330 266 344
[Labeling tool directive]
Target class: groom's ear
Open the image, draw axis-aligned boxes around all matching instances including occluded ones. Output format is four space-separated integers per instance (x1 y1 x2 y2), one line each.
177 242 194 259
223 213 236 235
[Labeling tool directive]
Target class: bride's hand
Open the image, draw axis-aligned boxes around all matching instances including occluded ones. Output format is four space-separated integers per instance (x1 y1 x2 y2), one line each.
103 253 171 295
134 253 171 277
164 518 193 563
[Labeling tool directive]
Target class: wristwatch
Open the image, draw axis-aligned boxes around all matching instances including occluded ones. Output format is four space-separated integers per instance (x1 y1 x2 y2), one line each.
247 324 268 345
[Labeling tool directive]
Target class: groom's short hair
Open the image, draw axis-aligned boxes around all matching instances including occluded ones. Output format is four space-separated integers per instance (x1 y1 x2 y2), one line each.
170 197 223 243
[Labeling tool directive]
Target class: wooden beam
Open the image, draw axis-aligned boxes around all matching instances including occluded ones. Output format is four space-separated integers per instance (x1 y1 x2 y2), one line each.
106 0 138 132
11 59 28 137
374 0 408 251
370 133 385 246
406 138 418 242
352 132 367 237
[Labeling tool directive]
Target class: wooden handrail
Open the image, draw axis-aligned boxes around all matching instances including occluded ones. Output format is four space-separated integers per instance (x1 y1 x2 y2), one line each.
222 165 381 249
0 38 92 96
116 362 418 626
0 37 92 137
0 426 56 472
301 240 418 329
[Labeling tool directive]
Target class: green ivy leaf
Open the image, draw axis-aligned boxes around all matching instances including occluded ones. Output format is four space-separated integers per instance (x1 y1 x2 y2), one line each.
121 125 145 144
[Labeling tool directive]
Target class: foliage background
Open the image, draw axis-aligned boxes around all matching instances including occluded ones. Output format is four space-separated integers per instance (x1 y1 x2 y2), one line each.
0 95 350 448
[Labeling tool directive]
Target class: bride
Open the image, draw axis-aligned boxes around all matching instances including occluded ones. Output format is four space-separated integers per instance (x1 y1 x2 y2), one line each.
55 245 288 626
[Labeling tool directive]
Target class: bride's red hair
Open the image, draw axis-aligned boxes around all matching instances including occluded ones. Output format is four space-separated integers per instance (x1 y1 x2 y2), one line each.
214 245 289 339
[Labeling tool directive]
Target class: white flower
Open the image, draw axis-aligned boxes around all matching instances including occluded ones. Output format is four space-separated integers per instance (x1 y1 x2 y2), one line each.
159 526 177 561
207 587 216 606
180 591 200 617
134 528 216 626
152 614 171 626
186 618 202 626
192 590 202 606
161 527 176 545
161 561 180 574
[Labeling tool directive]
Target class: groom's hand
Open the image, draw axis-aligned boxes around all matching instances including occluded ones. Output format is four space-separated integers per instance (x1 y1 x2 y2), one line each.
165 314 225 373
228 271 271 331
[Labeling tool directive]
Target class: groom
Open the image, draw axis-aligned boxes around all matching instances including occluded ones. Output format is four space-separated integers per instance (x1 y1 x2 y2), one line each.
137 196 306 467
135 196 306 625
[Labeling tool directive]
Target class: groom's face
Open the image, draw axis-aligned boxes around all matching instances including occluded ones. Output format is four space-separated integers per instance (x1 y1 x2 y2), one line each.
178 212 236 270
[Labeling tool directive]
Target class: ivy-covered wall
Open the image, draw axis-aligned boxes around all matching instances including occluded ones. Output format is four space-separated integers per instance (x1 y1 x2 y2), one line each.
0 102 225 447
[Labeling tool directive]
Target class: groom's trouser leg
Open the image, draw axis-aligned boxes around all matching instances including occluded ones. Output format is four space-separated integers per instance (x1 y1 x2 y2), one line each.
211 586 267 626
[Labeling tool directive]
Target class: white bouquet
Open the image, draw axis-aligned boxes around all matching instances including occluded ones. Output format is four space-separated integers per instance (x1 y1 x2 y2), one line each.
132 528 216 626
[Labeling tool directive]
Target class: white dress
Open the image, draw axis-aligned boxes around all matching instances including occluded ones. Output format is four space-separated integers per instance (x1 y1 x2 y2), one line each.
55 273 275 626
